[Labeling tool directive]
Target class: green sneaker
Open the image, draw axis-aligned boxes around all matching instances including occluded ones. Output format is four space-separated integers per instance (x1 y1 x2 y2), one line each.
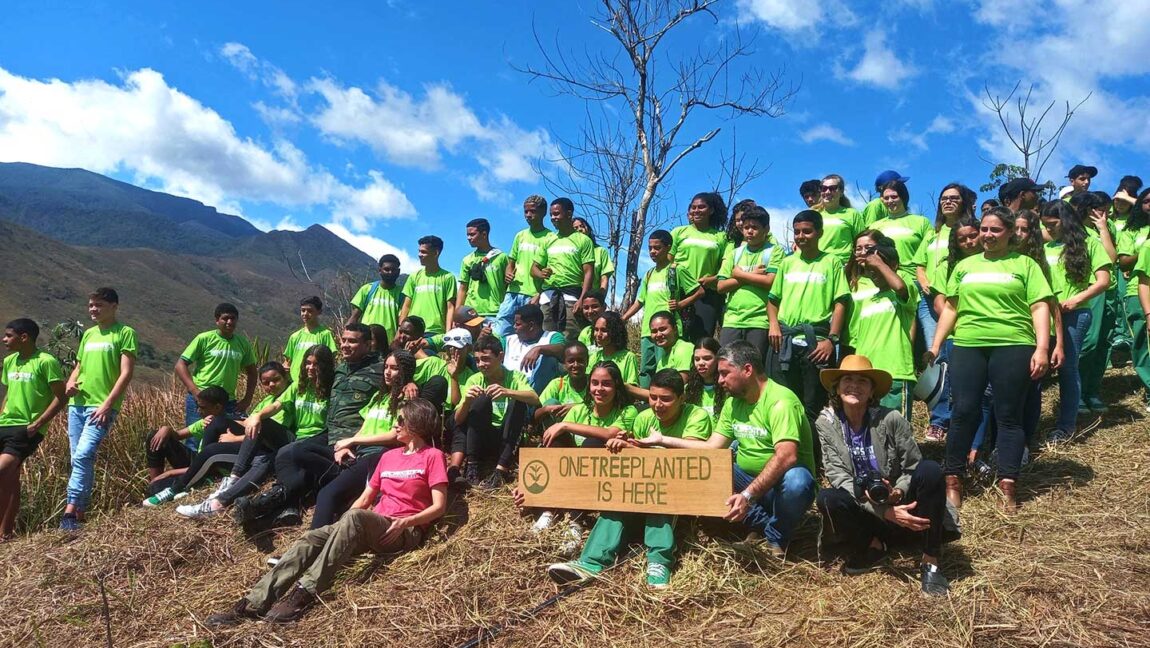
646 562 671 590
142 487 185 508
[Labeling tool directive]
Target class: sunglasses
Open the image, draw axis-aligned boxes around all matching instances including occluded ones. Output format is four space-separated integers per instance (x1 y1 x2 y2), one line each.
820 184 840 192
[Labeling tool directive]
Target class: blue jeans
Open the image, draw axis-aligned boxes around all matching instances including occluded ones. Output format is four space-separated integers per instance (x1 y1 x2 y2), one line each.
494 292 533 338
185 394 243 451
732 463 816 548
918 288 951 428
1056 308 1092 432
66 405 119 510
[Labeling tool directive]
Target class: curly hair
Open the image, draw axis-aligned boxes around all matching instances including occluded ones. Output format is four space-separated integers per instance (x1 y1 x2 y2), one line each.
383 349 417 420
585 360 632 413
945 216 982 281
1041 200 1091 286
296 345 336 400
845 230 900 291
1012 210 1052 282
594 312 630 354
691 192 729 231
684 337 725 420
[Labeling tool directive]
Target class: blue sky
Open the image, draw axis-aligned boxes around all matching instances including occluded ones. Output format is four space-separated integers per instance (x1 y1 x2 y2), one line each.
1 0 1148 277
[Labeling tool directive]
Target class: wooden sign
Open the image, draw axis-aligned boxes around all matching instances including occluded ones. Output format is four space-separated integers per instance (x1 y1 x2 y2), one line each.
518 447 734 517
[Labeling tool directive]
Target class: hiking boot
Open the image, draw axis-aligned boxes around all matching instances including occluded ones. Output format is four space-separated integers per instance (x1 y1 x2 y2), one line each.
999 479 1019 515
143 487 186 508
463 461 481 488
205 598 260 628
842 543 887 575
546 561 596 585
232 484 289 523
646 562 671 590
265 585 317 623
924 425 946 442
59 513 81 533
446 465 462 487
478 468 513 491
177 498 222 519
273 507 302 527
920 563 950 596
1085 396 1108 413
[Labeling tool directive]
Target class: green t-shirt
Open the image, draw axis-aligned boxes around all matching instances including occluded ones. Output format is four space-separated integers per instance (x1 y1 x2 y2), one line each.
463 369 533 427
860 197 888 227
186 419 210 451
945 252 1054 347
0 350 65 426
914 224 951 293
716 380 816 476
670 225 729 282
180 330 257 399
561 403 638 447
539 374 587 406
71 322 138 409
357 391 400 439
459 249 510 317
1132 242 1150 288
1117 226 1150 298
578 325 595 351
1044 237 1111 306
818 206 863 265
401 268 458 334
768 252 849 327
699 383 718 418
655 339 694 374
869 214 934 285
283 383 328 439
508 227 555 296
631 403 713 442
414 355 474 388
587 347 640 385
847 277 916 381
539 231 594 290
590 246 615 290
719 242 783 329
252 392 290 428
637 263 698 337
283 326 338 385
351 281 404 340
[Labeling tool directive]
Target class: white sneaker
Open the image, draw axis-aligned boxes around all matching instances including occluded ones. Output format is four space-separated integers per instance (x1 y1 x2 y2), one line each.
558 521 583 558
266 556 280 566
532 510 556 533
208 475 237 500
176 498 221 519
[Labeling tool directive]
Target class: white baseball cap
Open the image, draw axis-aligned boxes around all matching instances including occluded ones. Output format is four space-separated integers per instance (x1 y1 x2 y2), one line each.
442 328 473 349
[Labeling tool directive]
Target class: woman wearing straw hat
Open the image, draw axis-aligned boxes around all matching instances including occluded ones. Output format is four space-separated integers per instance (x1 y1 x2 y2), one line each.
815 355 951 596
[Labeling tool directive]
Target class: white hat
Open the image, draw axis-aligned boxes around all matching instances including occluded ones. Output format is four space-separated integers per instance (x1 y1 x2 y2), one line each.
442 328 473 349
914 361 948 409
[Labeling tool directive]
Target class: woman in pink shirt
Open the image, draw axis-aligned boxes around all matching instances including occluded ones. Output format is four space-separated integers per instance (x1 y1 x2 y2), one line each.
206 398 448 626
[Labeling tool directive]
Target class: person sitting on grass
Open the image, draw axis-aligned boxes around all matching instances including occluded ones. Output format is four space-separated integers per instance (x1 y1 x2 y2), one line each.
142 385 246 506
0 318 66 540
650 311 695 381
205 398 448 626
587 312 641 386
685 337 725 419
448 335 541 489
528 341 590 533
814 355 953 595
545 369 712 590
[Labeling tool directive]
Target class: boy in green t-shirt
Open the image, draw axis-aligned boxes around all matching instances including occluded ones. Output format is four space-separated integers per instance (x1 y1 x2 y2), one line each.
717 206 780 360
175 302 258 434
546 369 712 590
449 336 541 489
347 253 404 341
495 194 554 337
767 210 849 422
0 318 66 539
283 296 338 386
399 235 458 335
532 197 594 341
458 218 510 321
622 229 702 387
533 341 590 428
62 288 138 531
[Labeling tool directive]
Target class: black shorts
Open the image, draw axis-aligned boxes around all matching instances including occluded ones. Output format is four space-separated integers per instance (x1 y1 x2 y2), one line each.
0 425 43 461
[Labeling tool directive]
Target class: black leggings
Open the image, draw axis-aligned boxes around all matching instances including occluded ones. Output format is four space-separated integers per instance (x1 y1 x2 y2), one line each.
451 394 529 468
817 460 946 558
948 345 1034 479
686 289 723 344
216 420 300 505
310 452 383 529
274 435 339 504
718 327 769 365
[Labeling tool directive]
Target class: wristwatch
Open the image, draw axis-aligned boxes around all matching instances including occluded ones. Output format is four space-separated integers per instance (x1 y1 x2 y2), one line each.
827 333 841 345
740 490 754 502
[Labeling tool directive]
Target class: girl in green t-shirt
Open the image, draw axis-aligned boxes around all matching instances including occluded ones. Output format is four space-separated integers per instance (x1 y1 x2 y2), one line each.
926 207 1052 514
573 217 615 294
534 341 590 428
1117 188 1150 402
671 192 730 342
543 361 637 448
685 337 725 420
587 312 641 389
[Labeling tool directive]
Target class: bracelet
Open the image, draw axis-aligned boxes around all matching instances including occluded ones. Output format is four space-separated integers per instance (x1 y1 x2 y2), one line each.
740 489 754 502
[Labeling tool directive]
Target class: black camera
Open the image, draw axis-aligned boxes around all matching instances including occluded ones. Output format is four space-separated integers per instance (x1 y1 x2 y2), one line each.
468 262 487 283
854 471 890 503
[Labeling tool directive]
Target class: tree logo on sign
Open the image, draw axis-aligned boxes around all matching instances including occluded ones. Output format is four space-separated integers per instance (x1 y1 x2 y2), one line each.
522 460 550 494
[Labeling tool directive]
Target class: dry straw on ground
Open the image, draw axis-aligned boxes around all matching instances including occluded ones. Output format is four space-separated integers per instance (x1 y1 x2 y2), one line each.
1 370 1147 647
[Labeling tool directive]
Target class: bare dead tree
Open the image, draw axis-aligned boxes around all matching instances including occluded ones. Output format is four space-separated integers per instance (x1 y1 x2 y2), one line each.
982 81 1091 181
518 0 795 307
708 126 769 211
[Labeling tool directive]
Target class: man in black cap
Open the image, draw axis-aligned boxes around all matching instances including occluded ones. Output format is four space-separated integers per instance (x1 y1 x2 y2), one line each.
997 177 1043 212
1067 165 1098 197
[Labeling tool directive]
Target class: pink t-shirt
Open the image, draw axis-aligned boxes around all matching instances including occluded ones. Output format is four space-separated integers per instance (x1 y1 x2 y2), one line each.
369 445 448 519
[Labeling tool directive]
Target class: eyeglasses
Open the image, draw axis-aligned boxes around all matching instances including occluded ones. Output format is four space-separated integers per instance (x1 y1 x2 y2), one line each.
939 195 962 203
820 184 840 192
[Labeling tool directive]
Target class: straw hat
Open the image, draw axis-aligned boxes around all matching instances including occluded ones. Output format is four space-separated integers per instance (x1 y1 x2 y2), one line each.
819 355 893 398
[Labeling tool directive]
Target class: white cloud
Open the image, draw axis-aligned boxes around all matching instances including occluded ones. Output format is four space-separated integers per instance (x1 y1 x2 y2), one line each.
736 0 824 31
888 115 955 151
799 123 855 146
323 222 417 269
0 66 414 231
220 42 298 100
248 215 306 232
839 33 917 90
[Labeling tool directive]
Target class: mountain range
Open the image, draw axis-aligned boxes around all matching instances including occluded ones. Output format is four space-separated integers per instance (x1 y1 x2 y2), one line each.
0 162 378 382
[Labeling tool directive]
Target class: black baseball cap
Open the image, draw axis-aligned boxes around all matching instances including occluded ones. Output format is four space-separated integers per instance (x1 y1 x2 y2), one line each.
1067 165 1098 179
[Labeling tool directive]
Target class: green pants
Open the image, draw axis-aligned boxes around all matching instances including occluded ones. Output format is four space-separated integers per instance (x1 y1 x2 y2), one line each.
576 511 676 572
1112 273 1133 348
245 509 421 610
1126 295 1150 397
639 337 664 389
1080 290 1118 400
879 379 915 422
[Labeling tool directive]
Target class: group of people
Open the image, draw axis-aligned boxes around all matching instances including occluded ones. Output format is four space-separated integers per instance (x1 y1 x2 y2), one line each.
1 164 1147 623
